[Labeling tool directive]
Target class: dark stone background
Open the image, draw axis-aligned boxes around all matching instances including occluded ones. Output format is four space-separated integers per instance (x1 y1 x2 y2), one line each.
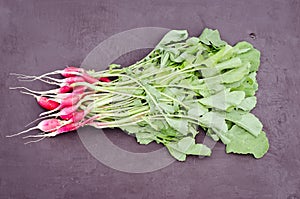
0 0 299 198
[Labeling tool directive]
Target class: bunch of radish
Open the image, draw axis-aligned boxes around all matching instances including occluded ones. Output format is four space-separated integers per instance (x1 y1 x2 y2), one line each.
8 66 111 143
7 28 269 161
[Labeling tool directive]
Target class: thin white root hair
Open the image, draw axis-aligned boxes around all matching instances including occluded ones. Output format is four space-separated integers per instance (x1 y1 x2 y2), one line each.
24 117 44 128
24 113 58 128
6 126 38 137
9 86 59 96
23 132 57 138
19 91 39 98
10 86 52 95
24 137 46 145
12 71 82 81
10 71 62 80
39 107 60 117
10 72 38 78
18 75 63 84
20 91 59 99
19 77 61 86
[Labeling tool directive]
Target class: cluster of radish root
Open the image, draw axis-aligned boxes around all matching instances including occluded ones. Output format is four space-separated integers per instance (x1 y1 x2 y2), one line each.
7 66 112 144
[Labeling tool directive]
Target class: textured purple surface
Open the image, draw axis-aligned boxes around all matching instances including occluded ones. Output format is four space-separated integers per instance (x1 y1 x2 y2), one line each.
1 0 300 198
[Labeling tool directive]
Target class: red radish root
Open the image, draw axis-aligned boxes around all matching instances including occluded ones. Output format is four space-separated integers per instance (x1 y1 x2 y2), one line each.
36 96 60 110
99 77 111 82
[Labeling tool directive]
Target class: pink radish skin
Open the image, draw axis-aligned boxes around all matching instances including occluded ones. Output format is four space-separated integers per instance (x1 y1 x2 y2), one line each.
60 112 75 120
56 115 98 135
71 111 85 122
43 93 81 110
33 106 83 124
56 123 80 134
61 66 84 78
72 86 86 94
82 73 99 84
36 96 60 110
99 77 111 82
28 120 87 137
6 119 68 137
59 85 73 93
64 76 86 85
43 119 91 136
23 116 99 138
58 104 91 119
59 106 78 116
38 119 65 132
63 66 99 84
59 94 81 108
60 110 85 123
38 92 84 117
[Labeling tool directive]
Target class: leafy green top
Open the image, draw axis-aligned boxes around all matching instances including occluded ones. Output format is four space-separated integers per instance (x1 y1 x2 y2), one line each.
83 28 269 161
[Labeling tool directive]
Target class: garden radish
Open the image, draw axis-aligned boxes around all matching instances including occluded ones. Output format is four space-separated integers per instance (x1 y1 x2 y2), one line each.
23 103 91 129
50 74 99 85
58 105 94 121
7 28 269 160
6 119 69 137
23 116 99 138
59 85 73 93
17 90 82 114
38 92 86 117
57 94 81 108
60 111 85 122
36 96 60 110
10 67 102 89
64 76 86 85
10 66 84 81
9 85 73 97
61 66 84 77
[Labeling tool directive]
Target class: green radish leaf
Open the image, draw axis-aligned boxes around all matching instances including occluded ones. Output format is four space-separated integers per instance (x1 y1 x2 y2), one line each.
234 41 253 54
135 132 156 145
166 118 189 135
199 89 245 111
238 49 261 72
186 37 200 45
187 102 208 117
225 111 263 137
226 125 269 158
121 125 141 135
206 128 220 141
237 96 257 111
160 52 170 67
199 28 227 48
166 137 211 161
224 72 258 97
159 102 176 114
220 63 250 83
156 30 188 48
166 146 187 161
199 112 228 134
